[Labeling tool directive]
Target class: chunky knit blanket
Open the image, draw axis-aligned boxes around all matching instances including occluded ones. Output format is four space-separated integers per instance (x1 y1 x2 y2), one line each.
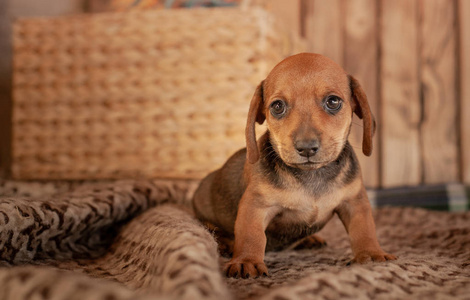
0 180 469 300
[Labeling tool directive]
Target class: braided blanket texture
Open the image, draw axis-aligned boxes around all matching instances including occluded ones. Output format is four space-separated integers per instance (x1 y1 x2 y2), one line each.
0 180 469 300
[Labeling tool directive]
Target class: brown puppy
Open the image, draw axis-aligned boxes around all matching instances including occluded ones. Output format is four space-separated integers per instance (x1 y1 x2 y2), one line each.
192 53 396 278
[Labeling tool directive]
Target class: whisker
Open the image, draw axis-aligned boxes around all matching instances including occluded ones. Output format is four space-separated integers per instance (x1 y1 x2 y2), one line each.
262 147 279 162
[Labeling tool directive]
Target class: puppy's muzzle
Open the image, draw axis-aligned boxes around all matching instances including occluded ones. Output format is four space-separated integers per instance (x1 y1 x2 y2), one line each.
295 139 320 158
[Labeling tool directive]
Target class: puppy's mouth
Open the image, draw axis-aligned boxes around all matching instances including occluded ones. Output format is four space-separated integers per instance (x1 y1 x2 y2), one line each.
272 146 332 170
287 160 330 170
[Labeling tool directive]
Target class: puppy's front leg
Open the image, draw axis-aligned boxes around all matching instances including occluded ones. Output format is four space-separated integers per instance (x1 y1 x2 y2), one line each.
224 190 272 278
337 187 396 264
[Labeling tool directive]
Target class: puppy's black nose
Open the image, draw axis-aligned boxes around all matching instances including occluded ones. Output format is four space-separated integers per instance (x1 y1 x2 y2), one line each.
295 140 320 157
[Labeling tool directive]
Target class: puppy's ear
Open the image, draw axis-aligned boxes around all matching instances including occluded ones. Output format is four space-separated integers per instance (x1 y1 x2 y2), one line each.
348 75 376 156
245 81 266 164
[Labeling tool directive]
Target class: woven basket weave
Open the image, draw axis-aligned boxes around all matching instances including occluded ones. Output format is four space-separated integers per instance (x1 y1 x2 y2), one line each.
12 7 303 180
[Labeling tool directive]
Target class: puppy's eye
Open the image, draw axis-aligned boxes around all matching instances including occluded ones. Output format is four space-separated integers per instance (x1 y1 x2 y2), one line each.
324 96 343 113
270 100 287 118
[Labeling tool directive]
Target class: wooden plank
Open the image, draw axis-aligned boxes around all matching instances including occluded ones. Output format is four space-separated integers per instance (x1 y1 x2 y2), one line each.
0 0 12 178
459 0 470 184
419 0 459 184
268 0 301 36
380 0 421 187
343 0 379 188
303 0 343 65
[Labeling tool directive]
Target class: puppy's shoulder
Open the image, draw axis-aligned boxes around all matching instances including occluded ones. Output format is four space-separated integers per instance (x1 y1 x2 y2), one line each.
217 148 247 178
210 148 248 198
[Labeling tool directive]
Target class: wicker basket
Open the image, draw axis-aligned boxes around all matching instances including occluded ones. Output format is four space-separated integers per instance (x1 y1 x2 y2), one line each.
12 7 304 180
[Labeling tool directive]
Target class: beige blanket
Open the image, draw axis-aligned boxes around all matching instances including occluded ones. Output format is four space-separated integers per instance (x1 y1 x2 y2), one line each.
0 180 469 299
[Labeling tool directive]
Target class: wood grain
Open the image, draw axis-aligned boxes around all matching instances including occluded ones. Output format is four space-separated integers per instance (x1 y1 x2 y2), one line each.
459 0 470 184
303 0 343 65
419 0 459 184
343 0 379 188
268 0 301 36
380 0 421 187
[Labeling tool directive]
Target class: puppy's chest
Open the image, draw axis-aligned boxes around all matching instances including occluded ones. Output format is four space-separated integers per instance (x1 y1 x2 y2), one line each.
271 187 342 227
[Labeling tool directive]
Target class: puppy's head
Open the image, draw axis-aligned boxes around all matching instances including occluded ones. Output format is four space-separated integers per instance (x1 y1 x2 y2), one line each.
246 53 375 168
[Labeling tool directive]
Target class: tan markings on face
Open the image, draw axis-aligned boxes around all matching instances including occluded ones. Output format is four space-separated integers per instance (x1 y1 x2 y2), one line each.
263 54 353 168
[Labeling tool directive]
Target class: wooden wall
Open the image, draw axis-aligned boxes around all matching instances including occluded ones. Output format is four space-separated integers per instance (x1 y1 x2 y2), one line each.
460 0 470 188
272 0 469 188
0 0 469 189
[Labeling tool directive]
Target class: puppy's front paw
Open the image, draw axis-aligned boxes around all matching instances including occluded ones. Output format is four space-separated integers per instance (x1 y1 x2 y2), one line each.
349 250 397 265
224 260 268 278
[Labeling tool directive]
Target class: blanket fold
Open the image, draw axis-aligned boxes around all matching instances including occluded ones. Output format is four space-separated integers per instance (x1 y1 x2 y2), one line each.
1 181 165 263
0 180 469 300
